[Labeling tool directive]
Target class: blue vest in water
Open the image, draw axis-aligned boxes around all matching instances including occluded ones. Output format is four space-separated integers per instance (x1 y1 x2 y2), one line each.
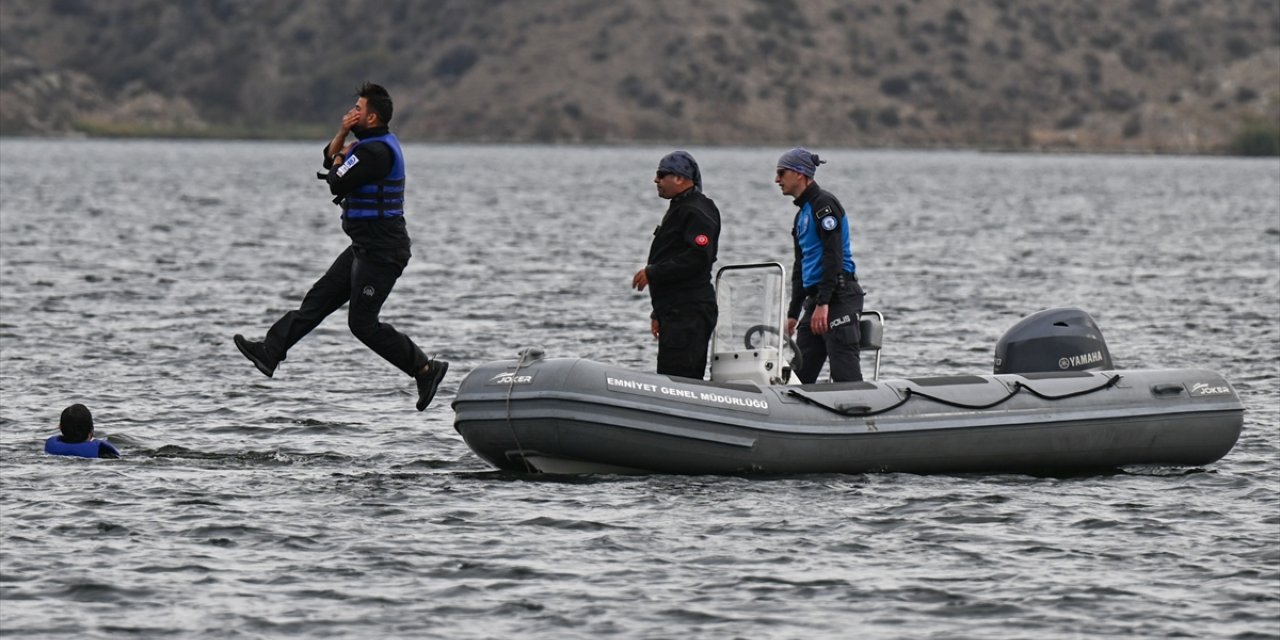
45 436 120 459
794 201 855 288
341 132 406 220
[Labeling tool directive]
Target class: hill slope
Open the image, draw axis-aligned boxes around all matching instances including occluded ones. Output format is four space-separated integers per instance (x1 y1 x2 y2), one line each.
2 0 1277 152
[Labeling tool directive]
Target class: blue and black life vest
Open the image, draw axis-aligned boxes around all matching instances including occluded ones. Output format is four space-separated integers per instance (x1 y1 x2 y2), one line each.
794 201 855 288
45 435 120 459
341 132 406 220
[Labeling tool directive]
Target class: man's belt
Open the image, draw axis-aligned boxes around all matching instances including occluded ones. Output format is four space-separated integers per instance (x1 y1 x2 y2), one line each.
804 272 858 297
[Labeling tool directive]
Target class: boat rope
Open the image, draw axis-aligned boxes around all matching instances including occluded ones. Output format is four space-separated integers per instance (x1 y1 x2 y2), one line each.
504 348 539 473
785 331 804 381
787 374 1123 418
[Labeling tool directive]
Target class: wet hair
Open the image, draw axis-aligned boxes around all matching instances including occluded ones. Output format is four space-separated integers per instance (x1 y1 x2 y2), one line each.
358 82 393 125
59 404 94 443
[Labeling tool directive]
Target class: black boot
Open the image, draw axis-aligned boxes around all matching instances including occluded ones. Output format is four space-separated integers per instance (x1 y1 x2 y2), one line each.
415 359 450 411
234 335 278 378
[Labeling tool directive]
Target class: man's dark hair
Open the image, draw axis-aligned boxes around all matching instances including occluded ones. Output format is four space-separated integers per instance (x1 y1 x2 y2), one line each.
59 404 94 443
358 82 393 125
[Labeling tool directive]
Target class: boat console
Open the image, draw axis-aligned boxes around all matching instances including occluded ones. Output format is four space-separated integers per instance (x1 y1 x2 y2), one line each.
710 262 882 386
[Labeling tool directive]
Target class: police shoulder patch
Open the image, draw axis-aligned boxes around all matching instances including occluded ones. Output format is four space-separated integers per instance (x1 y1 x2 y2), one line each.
336 154 359 178
820 215 838 231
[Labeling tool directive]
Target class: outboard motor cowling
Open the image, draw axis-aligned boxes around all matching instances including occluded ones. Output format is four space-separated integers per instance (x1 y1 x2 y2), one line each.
994 307 1113 374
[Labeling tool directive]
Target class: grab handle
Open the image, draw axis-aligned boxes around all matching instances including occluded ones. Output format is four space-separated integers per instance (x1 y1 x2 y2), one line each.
1151 383 1184 397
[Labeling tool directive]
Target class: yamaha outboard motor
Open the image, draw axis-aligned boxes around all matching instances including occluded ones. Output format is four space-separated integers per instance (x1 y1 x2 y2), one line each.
994 307 1113 374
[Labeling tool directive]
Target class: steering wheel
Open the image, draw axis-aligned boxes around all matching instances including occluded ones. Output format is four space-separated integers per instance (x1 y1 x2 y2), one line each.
743 324 781 349
741 324 805 379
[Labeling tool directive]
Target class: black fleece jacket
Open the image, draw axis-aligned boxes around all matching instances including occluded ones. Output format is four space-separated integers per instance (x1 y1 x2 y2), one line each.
645 187 721 314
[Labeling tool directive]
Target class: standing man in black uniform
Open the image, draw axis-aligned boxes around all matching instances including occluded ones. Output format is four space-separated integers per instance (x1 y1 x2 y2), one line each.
632 151 721 379
776 148 865 383
234 82 448 411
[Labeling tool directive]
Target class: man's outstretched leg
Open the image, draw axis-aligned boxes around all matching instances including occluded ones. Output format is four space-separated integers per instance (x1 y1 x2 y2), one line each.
346 253 448 411
235 248 354 377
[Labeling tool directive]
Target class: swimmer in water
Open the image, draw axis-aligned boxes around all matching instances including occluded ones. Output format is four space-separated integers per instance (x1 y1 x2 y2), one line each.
44 404 120 459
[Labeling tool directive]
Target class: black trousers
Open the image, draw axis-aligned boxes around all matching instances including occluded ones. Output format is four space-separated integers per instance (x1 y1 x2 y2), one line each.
795 282 864 384
263 246 429 377
655 301 717 379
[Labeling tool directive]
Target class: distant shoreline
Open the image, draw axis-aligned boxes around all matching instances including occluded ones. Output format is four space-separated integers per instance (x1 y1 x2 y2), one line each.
3 130 1275 157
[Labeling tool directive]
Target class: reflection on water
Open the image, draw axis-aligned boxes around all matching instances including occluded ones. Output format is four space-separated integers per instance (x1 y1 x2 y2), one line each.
1 141 1277 638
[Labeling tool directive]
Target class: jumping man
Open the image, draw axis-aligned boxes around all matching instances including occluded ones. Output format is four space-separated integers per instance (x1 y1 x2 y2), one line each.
234 82 448 410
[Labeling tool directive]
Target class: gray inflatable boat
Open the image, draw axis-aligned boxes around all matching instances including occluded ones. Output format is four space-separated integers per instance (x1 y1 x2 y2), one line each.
452 264 1243 475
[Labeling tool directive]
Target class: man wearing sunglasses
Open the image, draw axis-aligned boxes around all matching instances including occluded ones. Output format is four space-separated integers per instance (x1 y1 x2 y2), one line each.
632 151 721 379
776 148 865 383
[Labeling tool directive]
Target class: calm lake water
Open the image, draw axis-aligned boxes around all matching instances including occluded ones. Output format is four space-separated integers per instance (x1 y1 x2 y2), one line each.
1 140 1278 639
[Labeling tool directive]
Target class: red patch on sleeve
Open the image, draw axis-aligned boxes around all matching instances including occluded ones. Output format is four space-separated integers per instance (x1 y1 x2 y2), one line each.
694 234 709 247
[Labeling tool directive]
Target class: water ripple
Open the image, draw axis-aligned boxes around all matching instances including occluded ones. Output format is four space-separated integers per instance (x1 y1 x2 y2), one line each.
1 141 1276 639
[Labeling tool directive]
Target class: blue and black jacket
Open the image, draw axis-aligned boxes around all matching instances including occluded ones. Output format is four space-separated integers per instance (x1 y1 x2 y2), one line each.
788 182 856 319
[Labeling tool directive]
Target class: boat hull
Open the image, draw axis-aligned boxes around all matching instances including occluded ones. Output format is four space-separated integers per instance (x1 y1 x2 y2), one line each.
452 358 1243 475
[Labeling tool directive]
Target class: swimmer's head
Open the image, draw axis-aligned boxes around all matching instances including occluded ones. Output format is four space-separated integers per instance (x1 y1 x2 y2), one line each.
59 404 94 443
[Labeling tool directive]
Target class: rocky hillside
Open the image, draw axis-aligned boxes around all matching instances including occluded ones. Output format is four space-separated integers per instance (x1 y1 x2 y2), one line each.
2 0 1278 153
